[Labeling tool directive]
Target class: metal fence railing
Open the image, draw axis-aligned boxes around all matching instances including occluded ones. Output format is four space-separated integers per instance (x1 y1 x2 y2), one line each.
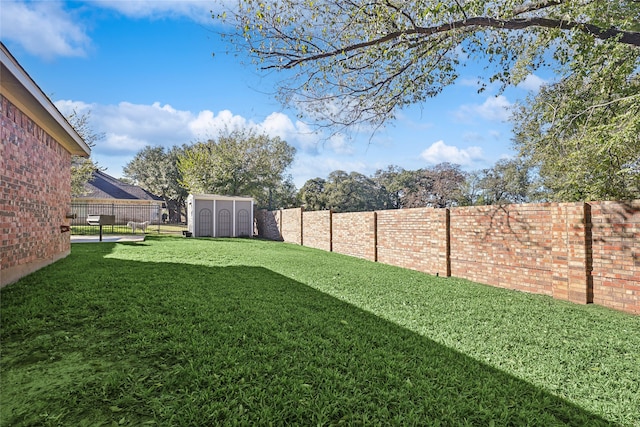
70 202 187 235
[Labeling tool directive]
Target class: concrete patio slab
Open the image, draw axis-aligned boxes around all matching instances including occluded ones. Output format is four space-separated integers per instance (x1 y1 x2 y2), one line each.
71 235 146 243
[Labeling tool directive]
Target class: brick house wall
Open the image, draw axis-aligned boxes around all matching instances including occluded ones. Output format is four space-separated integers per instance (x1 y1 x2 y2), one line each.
1 43 89 287
1 96 73 286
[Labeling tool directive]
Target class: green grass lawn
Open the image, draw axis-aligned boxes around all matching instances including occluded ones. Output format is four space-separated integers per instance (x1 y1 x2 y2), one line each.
1 236 638 426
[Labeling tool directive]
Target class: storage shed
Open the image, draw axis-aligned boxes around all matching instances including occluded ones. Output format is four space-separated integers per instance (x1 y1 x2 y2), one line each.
187 194 254 238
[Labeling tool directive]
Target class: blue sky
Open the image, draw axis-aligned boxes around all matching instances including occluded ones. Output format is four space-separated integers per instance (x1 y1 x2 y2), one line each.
2 0 548 188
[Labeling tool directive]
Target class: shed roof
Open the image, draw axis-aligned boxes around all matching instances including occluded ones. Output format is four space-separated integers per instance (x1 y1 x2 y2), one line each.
79 170 164 202
0 43 90 157
188 194 254 202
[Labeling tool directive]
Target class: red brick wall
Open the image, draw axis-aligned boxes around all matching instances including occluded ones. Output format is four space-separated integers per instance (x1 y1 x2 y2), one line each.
281 207 303 245
590 201 640 314
255 209 282 240
1 96 72 286
268 200 639 314
303 210 332 251
450 204 555 296
332 211 376 261
549 203 593 304
377 208 449 276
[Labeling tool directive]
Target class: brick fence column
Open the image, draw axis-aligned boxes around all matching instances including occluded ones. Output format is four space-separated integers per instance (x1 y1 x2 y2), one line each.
329 210 333 252
444 208 451 277
551 202 593 304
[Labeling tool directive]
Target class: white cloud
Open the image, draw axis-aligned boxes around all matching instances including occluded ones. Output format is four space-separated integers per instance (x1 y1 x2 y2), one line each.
189 109 250 138
54 98 387 184
90 0 221 22
258 112 320 153
517 74 547 92
54 99 341 159
99 102 194 147
1 0 91 59
419 140 483 166
455 95 512 122
1 0 222 60
103 133 149 152
55 100 95 116
326 134 356 155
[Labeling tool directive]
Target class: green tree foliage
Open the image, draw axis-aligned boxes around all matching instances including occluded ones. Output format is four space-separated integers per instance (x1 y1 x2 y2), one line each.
455 170 483 207
220 0 640 129
123 146 189 222
323 170 385 212
512 53 640 201
372 165 415 209
476 158 536 205
178 129 296 208
299 177 328 211
402 163 466 208
67 110 103 197
299 163 466 212
267 178 301 210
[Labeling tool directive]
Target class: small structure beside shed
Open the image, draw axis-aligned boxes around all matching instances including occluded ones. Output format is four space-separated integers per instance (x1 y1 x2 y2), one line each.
72 170 164 226
187 194 254 238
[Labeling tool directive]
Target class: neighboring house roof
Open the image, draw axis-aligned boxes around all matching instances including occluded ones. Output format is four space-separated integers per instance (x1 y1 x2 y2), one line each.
78 170 164 202
0 43 90 157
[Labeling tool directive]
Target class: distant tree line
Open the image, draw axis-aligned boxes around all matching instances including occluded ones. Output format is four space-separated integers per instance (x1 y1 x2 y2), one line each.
120 128 638 218
298 159 537 213
71 109 637 217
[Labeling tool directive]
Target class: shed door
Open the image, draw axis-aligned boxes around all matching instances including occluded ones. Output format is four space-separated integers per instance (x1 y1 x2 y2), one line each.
237 209 250 237
218 209 231 237
198 208 212 237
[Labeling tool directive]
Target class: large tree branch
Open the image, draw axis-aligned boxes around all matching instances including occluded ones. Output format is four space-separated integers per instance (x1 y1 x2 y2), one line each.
270 16 640 69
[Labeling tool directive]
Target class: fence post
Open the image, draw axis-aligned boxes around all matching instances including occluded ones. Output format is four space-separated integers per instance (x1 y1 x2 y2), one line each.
373 211 378 262
445 208 451 277
329 210 333 252
300 207 304 246
583 203 594 303
551 202 592 304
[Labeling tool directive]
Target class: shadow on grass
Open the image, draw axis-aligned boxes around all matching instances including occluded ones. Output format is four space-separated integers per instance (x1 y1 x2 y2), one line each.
1 243 617 426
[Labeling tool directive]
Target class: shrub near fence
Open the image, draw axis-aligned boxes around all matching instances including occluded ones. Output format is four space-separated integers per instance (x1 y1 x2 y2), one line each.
255 200 640 314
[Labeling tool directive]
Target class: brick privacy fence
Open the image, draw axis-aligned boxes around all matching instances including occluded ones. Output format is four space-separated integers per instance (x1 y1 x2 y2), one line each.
1 96 72 286
255 200 640 314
